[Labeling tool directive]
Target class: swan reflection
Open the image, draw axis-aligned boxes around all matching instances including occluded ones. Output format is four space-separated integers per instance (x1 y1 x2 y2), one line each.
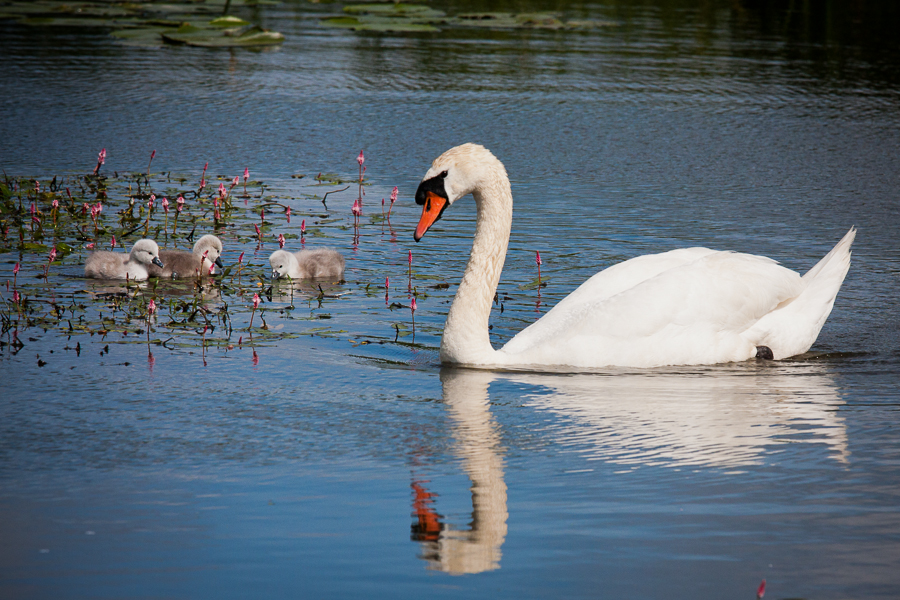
517 363 848 468
412 363 847 573
412 368 508 575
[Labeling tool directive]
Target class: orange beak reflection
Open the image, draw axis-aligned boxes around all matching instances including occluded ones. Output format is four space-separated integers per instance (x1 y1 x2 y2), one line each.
414 192 448 241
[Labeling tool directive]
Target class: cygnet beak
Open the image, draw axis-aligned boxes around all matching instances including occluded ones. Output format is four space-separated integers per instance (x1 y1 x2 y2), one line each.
215 257 224 268
152 257 164 267
272 270 281 280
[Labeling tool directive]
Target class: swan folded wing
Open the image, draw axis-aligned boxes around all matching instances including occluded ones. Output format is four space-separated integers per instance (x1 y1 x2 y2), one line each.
84 252 127 279
501 251 804 368
501 248 718 355
150 251 202 278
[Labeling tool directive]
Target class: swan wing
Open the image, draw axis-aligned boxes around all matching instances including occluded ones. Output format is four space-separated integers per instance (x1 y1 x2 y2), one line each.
500 250 804 368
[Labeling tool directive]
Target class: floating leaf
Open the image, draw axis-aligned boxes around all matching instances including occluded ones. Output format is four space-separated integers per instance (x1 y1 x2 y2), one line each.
162 24 284 47
321 16 439 32
343 4 445 18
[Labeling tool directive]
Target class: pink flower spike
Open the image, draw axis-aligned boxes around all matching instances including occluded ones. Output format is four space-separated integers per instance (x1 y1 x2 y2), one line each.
162 197 169 213
351 198 362 217
238 252 244 264
82 203 89 215
536 250 542 266
51 198 59 209
357 150 364 166
243 167 249 182
13 290 20 303
390 186 398 203
30 202 35 215
254 223 261 238
231 176 239 187
150 150 156 160
756 580 766 599
85 243 95 250
98 148 106 165
285 206 291 223
218 183 227 199
278 233 285 248
408 250 412 266
13 263 20 275
200 178 207 190
252 293 260 310
176 195 185 212
148 299 156 316
48 247 56 264
411 297 417 312
111 236 117 249
385 276 389 289
301 219 306 234
209 262 215 276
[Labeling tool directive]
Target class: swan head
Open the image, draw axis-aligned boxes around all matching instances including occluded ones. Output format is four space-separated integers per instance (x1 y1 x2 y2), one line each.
194 234 225 270
132 239 164 268
414 143 504 241
269 250 295 280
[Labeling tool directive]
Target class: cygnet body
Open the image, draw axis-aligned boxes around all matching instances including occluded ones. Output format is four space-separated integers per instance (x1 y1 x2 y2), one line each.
269 248 345 280
148 234 224 278
84 239 163 281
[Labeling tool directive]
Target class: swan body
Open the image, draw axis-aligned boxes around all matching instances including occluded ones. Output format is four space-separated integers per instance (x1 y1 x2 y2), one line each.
147 234 224 278
84 239 164 281
414 143 855 369
269 248 345 280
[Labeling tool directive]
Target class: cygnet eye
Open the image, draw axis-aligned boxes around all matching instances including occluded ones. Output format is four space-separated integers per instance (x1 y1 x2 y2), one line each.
439 170 448 178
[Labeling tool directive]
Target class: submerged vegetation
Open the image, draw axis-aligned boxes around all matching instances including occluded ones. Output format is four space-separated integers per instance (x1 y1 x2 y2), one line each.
0 0 611 45
0 148 438 366
0 0 285 47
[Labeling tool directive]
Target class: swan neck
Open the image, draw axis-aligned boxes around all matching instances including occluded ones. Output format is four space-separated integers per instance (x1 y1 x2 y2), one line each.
440 172 512 365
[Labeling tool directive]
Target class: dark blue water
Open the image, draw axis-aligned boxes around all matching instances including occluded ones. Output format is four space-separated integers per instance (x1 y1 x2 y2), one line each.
2 1 900 598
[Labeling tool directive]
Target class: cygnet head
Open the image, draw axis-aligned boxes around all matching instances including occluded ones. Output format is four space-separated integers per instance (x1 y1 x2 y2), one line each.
131 239 164 267
414 143 506 241
193 234 224 269
269 250 295 280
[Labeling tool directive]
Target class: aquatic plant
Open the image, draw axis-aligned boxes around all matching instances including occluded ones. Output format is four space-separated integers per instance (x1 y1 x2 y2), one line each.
93 148 106 176
147 150 156 181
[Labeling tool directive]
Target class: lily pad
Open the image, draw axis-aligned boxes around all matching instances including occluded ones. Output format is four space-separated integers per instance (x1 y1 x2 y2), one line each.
321 16 439 32
162 23 284 47
343 4 444 18
450 12 567 29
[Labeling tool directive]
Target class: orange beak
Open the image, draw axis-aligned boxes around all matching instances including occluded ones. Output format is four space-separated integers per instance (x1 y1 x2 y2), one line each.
414 192 448 241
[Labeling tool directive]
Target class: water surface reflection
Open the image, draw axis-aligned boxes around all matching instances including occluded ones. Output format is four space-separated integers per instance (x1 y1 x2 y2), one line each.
413 369 508 574
519 363 848 469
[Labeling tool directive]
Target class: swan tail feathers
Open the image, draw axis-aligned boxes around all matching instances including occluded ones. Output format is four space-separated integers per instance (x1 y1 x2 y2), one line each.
745 227 855 358
803 226 856 282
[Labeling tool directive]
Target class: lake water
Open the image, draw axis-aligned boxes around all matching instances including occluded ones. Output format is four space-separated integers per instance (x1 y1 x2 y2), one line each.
2 1 900 598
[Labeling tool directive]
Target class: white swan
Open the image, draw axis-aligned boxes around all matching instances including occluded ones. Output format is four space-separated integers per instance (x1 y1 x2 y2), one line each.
269 248 345 280
413 143 855 369
84 239 163 281
148 234 224 278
